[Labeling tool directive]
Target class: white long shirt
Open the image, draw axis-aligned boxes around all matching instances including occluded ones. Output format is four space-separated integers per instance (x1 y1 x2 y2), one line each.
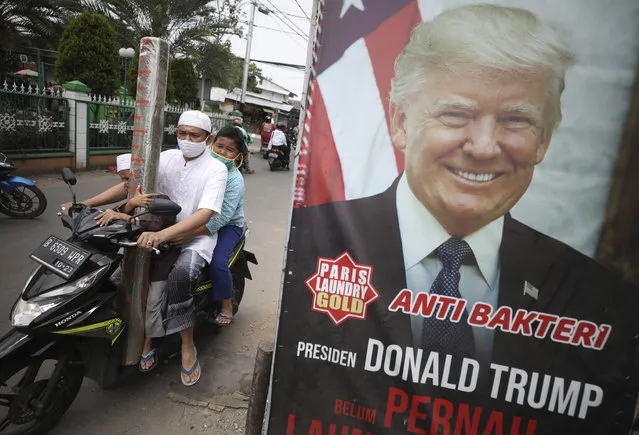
157 149 228 262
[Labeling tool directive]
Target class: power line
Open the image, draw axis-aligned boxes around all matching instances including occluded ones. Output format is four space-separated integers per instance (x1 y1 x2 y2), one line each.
250 59 306 70
271 3 308 37
242 21 302 37
260 3 309 19
262 8 308 41
290 0 310 20
260 0 308 38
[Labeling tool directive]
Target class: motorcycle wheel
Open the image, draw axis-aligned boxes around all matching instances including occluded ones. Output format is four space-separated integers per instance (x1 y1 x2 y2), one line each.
0 353 84 435
267 158 275 171
232 272 245 315
0 186 47 219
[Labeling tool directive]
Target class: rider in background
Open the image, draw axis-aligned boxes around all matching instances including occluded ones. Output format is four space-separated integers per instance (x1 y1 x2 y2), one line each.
233 118 254 175
267 123 290 169
260 115 274 150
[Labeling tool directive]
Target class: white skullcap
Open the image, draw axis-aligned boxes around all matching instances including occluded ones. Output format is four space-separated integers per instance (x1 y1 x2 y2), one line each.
178 110 212 133
116 153 131 172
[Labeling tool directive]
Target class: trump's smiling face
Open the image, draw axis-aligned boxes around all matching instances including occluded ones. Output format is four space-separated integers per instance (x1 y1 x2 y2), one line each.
393 68 552 236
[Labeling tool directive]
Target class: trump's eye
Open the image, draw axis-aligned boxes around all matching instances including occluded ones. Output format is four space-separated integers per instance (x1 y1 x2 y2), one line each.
437 112 470 127
499 115 533 128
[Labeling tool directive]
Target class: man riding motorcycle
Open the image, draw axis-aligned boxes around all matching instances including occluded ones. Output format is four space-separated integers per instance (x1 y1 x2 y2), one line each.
58 110 228 387
267 123 291 169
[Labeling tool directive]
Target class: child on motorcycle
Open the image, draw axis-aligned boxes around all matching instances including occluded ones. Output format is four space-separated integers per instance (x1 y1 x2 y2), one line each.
179 126 247 327
58 153 155 219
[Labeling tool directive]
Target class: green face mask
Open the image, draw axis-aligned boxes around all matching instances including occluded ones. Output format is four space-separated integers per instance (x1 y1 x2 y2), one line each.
211 150 240 169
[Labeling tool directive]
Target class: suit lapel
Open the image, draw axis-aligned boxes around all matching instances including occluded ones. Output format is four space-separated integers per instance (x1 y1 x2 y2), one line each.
493 215 567 362
496 214 531 310
357 179 412 347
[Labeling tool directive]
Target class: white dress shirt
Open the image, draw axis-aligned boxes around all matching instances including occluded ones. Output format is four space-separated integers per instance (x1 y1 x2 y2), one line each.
267 129 287 150
395 174 503 364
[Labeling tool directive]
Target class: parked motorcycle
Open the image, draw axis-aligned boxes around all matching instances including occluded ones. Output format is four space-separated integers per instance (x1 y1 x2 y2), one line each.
268 146 291 171
0 153 47 219
0 168 257 434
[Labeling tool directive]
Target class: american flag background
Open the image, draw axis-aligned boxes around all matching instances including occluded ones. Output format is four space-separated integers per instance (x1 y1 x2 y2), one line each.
294 0 639 258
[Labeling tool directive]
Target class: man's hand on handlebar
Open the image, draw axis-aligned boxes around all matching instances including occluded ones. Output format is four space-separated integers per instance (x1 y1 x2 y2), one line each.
58 201 73 215
137 231 168 251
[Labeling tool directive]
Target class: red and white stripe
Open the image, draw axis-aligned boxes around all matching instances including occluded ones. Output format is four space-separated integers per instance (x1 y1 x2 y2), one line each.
297 1 441 207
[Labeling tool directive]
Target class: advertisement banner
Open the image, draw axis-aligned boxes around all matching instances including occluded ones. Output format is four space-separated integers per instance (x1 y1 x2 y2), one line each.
268 1 639 433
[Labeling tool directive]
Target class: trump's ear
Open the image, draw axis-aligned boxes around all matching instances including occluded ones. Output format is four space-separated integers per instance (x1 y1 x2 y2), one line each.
390 103 407 151
535 133 552 164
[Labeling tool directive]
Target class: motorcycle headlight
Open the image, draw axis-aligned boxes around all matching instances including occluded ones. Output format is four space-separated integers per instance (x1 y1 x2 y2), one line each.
11 297 63 327
11 265 108 327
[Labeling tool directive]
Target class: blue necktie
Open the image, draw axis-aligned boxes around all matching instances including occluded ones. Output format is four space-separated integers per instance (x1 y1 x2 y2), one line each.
421 238 476 359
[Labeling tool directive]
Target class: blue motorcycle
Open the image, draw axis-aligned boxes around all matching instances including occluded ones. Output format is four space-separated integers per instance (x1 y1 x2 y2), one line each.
0 153 47 218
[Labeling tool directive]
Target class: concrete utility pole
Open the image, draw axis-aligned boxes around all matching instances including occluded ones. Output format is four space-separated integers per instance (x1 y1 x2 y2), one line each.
240 1 257 113
240 1 270 113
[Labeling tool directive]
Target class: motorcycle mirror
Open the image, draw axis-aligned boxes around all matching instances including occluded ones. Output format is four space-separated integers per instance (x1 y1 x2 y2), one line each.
148 198 182 216
61 168 77 186
61 167 78 205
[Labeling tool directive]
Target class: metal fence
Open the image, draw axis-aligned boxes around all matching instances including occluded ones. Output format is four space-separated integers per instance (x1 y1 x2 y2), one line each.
87 99 234 152
210 113 236 132
0 82 237 158
87 95 134 152
0 81 68 154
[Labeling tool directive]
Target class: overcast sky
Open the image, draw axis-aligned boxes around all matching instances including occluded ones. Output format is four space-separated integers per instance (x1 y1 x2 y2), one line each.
225 0 314 98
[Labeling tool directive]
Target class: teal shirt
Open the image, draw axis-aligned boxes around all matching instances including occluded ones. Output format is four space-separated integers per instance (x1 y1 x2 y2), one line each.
206 168 245 234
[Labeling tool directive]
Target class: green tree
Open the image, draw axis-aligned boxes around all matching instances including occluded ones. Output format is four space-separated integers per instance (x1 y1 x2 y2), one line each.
0 0 81 81
85 0 242 58
247 62 265 93
54 12 120 95
195 40 240 90
169 58 198 105
195 40 265 93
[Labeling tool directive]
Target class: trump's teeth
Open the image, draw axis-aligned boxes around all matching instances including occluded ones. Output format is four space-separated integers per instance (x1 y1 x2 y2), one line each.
451 168 498 182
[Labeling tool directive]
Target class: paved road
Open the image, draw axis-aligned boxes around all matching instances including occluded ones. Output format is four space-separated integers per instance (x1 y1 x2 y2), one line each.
0 153 293 434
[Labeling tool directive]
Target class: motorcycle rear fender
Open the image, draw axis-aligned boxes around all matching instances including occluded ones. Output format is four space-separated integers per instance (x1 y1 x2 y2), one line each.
244 250 258 265
231 256 253 280
0 175 36 190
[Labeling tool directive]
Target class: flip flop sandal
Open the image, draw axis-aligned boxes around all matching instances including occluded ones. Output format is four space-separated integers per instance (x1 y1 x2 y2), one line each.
210 313 234 327
139 348 158 373
181 349 201 387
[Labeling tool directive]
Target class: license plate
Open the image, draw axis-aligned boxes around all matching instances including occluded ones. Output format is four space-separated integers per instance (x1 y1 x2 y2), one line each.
30 235 90 279
269 153 278 158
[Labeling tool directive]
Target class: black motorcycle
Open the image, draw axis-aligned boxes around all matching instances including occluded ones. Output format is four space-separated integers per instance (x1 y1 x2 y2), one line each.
0 168 257 434
267 145 291 171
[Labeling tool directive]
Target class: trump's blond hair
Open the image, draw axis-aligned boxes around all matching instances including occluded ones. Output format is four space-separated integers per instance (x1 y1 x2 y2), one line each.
390 4 576 137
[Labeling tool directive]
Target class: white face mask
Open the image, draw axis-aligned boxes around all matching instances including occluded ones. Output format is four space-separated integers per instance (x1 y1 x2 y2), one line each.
178 138 208 158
